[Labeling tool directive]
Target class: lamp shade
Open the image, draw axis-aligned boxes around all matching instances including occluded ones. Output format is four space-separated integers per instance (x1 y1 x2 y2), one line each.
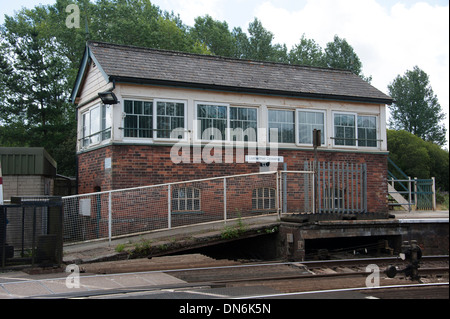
98 91 118 104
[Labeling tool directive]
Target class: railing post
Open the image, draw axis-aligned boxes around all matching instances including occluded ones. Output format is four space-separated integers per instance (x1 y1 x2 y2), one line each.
414 177 418 211
408 177 412 212
108 191 112 246
283 163 287 215
223 177 227 223
276 170 280 218
432 177 436 211
168 184 171 229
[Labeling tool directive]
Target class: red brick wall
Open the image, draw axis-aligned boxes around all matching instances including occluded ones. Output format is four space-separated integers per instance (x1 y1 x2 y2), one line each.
77 144 388 213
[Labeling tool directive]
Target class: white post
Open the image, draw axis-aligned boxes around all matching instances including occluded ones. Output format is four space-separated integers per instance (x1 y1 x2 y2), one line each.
414 177 418 211
223 178 227 223
108 191 112 246
408 177 412 212
276 171 280 218
432 177 436 211
168 184 171 229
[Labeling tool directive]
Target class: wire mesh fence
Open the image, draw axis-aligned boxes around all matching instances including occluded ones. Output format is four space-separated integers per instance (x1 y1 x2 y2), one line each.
62 171 282 244
1 197 63 268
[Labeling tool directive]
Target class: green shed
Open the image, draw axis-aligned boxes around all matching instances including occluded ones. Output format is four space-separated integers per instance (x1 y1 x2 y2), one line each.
0 148 57 201
0 147 56 176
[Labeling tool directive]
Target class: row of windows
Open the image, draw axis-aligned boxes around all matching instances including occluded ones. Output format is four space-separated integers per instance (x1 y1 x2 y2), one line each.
171 187 276 212
81 99 378 148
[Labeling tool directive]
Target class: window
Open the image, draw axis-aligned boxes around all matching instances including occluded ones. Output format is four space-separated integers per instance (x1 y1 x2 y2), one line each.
322 187 344 212
124 100 153 138
268 109 295 143
358 116 377 147
196 103 258 142
334 113 356 146
230 107 257 142
123 99 186 140
156 101 185 139
252 187 276 210
172 187 201 212
298 110 325 145
333 113 378 148
81 104 111 147
197 103 227 140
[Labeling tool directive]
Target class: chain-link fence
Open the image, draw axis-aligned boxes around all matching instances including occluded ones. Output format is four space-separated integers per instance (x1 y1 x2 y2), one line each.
1 196 63 268
62 171 284 244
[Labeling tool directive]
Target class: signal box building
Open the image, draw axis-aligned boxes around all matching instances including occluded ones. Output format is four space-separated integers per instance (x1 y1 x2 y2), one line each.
71 41 393 214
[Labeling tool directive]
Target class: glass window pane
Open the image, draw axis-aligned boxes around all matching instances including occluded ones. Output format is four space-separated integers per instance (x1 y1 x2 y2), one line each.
157 102 165 115
176 103 184 116
134 101 142 114
124 100 133 113
144 102 153 115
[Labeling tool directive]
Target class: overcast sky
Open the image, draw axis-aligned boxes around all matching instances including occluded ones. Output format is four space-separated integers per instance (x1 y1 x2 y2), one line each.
1 0 449 146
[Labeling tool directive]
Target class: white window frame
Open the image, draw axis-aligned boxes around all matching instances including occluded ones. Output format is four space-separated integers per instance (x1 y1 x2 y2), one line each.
194 102 259 143
195 101 230 142
357 114 379 148
154 99 188 141
267 108 296 145
81 104 111 148
123 99 154 140
332 111 357 148
296 109 326 147
332 112 379 149
229 105 258 143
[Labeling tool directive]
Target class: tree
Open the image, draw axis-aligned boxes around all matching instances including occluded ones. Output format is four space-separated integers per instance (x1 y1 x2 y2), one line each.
289 34 326 67
387 130 449 191
324 35 372 82
244 18 276 61
190 15 234 57
0 0 208 176
388 66 447 146
0 17 76 175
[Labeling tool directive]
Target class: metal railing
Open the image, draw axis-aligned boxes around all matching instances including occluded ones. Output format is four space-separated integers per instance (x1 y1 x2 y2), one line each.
62 171 288 245
388 177 436 211
387 158 436 211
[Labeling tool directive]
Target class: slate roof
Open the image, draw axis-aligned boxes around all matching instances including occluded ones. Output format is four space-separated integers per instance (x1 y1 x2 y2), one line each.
74 41 393 104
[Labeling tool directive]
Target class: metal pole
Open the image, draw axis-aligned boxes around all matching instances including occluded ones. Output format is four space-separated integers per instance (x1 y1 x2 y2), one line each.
432 177 436 211
283 163 287 214
168 184 171 229
414 177 418 211
276 171 280 218
408 177 412 212
108 191 112 246
223 177 227 223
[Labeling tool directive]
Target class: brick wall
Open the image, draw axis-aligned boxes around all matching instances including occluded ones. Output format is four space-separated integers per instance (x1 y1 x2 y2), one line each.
77 144 388 213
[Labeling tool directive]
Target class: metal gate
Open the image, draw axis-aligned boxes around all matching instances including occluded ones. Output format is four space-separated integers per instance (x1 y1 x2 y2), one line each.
305 161 367 214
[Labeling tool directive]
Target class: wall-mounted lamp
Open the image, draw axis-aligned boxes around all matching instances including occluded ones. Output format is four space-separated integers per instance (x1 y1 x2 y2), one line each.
98 91 118 104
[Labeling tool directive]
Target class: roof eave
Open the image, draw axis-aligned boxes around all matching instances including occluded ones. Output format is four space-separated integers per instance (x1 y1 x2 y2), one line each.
111 76 393 105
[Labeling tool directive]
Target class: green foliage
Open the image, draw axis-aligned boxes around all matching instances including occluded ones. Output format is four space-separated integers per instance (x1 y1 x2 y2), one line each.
388 66 447 146
0 0 377 177
288 34 326 67
387 129 449 191
221 216 247 239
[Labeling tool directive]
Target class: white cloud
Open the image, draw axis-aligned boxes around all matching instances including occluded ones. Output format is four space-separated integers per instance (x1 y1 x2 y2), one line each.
254 0 449 144
152 0 223 25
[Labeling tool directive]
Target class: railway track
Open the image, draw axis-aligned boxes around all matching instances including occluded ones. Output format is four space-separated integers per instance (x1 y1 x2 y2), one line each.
3 255 447 299
166 255 448 296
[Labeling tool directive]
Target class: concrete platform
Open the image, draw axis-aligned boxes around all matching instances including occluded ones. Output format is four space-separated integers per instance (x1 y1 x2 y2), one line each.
0 270 186 299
